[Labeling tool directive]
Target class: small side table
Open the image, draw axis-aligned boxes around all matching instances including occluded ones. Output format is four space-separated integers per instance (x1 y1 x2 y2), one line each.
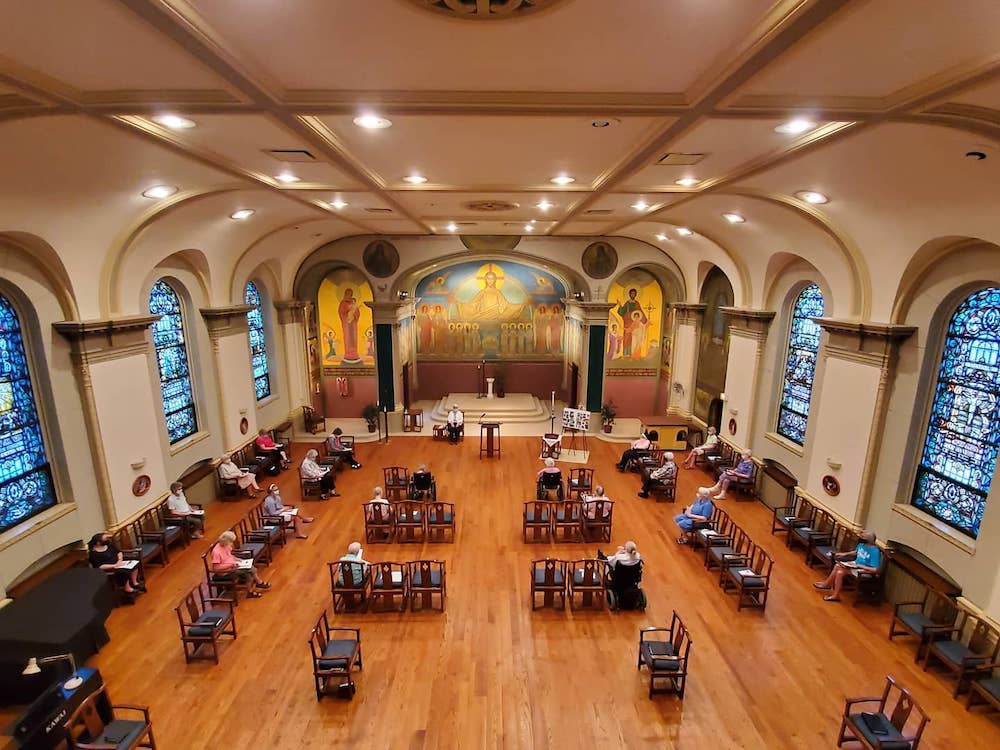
274 419 294 444
402 408 424 432
480 422 501 459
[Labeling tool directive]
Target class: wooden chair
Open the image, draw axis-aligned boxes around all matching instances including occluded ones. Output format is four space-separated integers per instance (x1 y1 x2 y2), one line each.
329 560 371 613
394 500 425 543
889 588 960 662
837 675 930 750
689 506 728 552
568 558 607 610
966 669 1000 714
638 611 692 699
704 440 734 474
552 500 583 542
235 516 273 567
63 688 156 749
426 502 456 543
633 447 663 474
369 562 409 612
566 468 593 499
201 543 249 606
308 611 361 700
250 502 288 549
363 502 395 544
300 473 324 500
924 614 1000 696
133 507 186 566
409 470 437 500
530 558 567 610
808 522 851 570
719 543 774 612
581 499 613 542
303 405 326 434
175 584 236 663
705 525 750 572
409 560 446 612
788 507 833 554
106 529 145 603
642 467 677 502
536 470 564 500
771 494 813 536
522 501 552 543
729 459 759 500
383 466 410 501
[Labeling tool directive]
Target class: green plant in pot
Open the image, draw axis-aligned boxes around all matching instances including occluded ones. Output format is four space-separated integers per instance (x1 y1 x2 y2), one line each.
362 403 379 432
600 402 616 433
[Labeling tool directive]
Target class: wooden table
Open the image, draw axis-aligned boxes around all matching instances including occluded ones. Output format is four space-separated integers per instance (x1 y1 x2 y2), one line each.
637 415 690 451
402 408 424 432
480 422 501 459
274 419 294 444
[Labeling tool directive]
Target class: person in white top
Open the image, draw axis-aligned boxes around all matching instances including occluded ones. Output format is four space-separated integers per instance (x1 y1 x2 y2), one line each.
447 404 464 443
300 449 338 498
615 431 652 471
262 484 313 539
604 540 641 568
166 481 204 538
218 455 261 497
584 486 612 519
684 426 719 469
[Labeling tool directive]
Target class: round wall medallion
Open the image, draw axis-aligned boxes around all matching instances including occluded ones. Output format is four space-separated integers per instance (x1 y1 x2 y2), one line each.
581 241 618 279
822 475 841 496
363 240 400 278
132 475 151 497
728 418 737 436
463 200 520 212
406 0 564 21
240 417 250 435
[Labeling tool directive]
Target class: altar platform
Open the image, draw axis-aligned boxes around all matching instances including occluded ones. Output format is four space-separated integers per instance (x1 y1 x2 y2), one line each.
421 393 552 436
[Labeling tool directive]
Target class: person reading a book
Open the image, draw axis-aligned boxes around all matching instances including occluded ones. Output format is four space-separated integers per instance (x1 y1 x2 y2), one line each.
336 541 371 585
615 431 652 471
683 426 718 469
88 532 144 594
708 449 754 499
255 429 290 469
167 481 204 539
638 451 677 498
813 530 881 602
325 427 362 469
262 483 313 539
673 487 714 544
300 449 338 498
211 530 269 598
584 486 612 519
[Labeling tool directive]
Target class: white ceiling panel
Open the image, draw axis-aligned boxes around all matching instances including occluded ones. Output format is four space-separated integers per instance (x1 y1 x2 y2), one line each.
390 192 567 221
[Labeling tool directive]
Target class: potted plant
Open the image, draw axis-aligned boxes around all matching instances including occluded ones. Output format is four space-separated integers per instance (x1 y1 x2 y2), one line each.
600 402 616 433
361 403 379 433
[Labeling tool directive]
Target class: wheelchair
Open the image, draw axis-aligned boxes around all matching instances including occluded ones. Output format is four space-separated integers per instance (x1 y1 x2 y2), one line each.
604 559 646 611
409 471 437 500
536 471 564 500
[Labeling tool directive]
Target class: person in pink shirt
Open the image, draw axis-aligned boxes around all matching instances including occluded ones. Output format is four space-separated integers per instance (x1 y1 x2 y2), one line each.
255 429 290 469
210 530 270 598
615 431 652 471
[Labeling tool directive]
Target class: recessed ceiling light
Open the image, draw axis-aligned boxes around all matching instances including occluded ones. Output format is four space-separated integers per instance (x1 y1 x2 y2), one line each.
230 209 255 221
529 219 537 224
775 118 816 135
631 200 650 211
352 114 392 130
142 184 178 199
403 174 428 184
276 172 300 184
675 177 699 187
524 224 534 232
153 114 195 130
536 200 554 211
655 233 668 242
329 199 348 209
676 227 693 236
796 190 829 204
550 175 575 185
723 213 745 224
591 120 611 128
446 222 457 232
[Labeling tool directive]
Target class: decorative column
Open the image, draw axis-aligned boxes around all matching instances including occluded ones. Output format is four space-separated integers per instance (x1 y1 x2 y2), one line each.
274 300 310 409
200 305 256 450
806 319 916 524
668 303 706 418
55 315 168 527
366 301 411 411
565 301 615 413
719 308 775 446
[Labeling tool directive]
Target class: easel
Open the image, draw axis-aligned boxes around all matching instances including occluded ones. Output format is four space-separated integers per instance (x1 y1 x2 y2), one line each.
565 428 588 454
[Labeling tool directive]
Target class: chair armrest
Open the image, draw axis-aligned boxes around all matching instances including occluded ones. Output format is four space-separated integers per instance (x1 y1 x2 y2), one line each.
261 514 286 525
121 548 142 559
721 553 749 565
244 531 271 543
138 529 166 541
203 597 235 611
111 704 151 720
843 697 882 714
893 600 926 614
234 550 253 559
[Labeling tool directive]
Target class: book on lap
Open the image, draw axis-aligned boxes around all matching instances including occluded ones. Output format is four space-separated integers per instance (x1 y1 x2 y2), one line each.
236 558 253 569
115 559 139 570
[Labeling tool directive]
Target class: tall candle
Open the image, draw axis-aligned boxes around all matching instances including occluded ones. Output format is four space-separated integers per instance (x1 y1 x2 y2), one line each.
551 390 555 412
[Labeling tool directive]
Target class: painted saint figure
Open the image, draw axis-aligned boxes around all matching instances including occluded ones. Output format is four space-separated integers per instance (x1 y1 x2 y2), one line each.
324 329 337 359
455 269 525 320
339 288 362 363
617 288 648 358
607 323 621 360
416 304 432 353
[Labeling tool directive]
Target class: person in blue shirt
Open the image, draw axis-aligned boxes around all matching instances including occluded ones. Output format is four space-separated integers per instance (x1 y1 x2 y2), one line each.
673 487 715 544
710 449 754 499
813 530 881 602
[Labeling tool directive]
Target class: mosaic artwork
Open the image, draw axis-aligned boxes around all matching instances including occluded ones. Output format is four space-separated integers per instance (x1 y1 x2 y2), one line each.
245 281 271 401
318 269 376 368
605 268 663 369
413 260 567 360
777 284 825 444
149 279 198 443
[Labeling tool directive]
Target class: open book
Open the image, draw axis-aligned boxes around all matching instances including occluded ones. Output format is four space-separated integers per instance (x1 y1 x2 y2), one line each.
235 558 254 570
190 509 205 516
738 568 757 577
115 559 139 570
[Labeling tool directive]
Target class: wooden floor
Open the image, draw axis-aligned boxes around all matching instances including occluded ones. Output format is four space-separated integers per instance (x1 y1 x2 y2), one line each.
4 436 1000 749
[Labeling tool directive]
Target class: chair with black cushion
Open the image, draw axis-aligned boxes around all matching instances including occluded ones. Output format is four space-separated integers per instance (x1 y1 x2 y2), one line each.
638 612 692 699
394 500 425 543
966 667 1000 714
704 524 750 573
425 501 456 543
369 561 409 613
837 675 930 750
531 558 567 610
409 470 437 500
552 500 583 542
175 584 236 663
771 493 813 536
924 614 1000 697
308 611 362 700
300 473 324 500
536 470 564 500
250 501 288 550
235 516 273 567
689 506 728 552
364 502 395 544
720 543 774 612
634 447 664 474
132 508 185 567
704 440 734 475
409 560 446 612
107 528 145 603
566 468 593 499
788 507 831 553
63 688 156 750
581 499 613 543
383 466 410 501
329 560 371 613
568 558 607 610
808 522 850 570
303 405 326 435
523 501 552 543
889 588 960 662
201 543 249 606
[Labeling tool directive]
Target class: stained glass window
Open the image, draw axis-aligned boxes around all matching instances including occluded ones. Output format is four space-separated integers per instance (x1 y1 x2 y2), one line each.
149 280 198 443
0 292 57 532
912 287 1000 539
777 284 825 445
245 281 271 401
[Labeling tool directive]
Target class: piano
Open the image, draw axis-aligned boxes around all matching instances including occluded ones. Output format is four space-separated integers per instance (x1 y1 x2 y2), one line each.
12 667 108 750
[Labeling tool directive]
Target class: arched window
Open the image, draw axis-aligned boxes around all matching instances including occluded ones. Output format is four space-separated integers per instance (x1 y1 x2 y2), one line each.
0 292 57 531
776 283 825 445
149 280 198 443
912 287 1000 539
244 281 271 401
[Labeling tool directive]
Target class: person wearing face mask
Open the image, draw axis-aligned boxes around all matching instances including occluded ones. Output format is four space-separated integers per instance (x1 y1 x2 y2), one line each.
166 481 204 539
88 532 144 594
261 483 314 539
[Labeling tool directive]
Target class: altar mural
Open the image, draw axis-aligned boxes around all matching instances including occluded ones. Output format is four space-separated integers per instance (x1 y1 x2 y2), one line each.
318 270 375 367
606 269 663 369
413 260 567 359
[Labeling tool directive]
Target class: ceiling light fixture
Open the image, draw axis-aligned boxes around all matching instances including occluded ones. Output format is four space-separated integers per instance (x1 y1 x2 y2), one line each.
352 114 392 130
796 190 828 204
655 233 668 242
403 174 428 184
524 224 534 232
775 118 817 135
550 175 575 185
675 177 699 187
676 227 693 236
230 209 255 221
276 172 300 184
631 200 649 211
153 114 195 130
722 213 745 224
536 200 553 211
591 120 611 128
142 185 178 199
329 199 348 209
446 222 457 232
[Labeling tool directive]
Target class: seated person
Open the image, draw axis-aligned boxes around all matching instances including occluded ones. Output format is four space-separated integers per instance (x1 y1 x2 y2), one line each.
300 449 339 498
325 427 361 469
447 404 464 443
211 530 269 598
218 454 261 498
336 541 371 585
166 481 204 539
683 426 719 469
615 431 652 471
255 429 290 469
584 486 612 519
88 532 144 595
537 457 563 498
365 486 390 517
262 483 314 539
410 464 434 499
598 541 644 610
813 530 881 603
602 540 641 568
709 450 754 499
673 487 715 544
638 451 677 498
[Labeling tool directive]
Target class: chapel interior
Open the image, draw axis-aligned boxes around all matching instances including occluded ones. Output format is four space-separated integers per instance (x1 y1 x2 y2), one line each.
1 1 1000 748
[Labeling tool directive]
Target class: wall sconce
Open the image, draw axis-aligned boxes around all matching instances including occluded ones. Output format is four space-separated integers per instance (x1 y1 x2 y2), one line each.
573 291 585 301
130 458 146 470
239 408 248 416
22 653 83 690
826 458 842 470
729 408 739 416
719 392 727 402
398 290 410 300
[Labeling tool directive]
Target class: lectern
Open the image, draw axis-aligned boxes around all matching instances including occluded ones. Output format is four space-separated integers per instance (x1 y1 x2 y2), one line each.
480 422 501 459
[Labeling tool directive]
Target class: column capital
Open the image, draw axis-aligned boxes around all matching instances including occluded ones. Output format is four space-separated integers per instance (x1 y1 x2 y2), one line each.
721 307 775 338
200 305 252 338
274 299 309 325
671 302 706 324
815 318 917 367
365 300 412 324
54 314 159 362
565 300 614 325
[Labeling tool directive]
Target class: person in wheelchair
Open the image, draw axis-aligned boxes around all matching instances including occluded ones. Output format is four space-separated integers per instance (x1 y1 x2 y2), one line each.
536 457 564 499
409 464 436 500
597 541 646 610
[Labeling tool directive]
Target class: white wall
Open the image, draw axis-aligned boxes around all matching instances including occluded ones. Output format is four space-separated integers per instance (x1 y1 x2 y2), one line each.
215 331 258 450
721 331 760 447
669 320 698 414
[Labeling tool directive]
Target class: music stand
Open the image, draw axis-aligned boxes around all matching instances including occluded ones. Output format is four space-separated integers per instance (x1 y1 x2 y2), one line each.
479 421 501 459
